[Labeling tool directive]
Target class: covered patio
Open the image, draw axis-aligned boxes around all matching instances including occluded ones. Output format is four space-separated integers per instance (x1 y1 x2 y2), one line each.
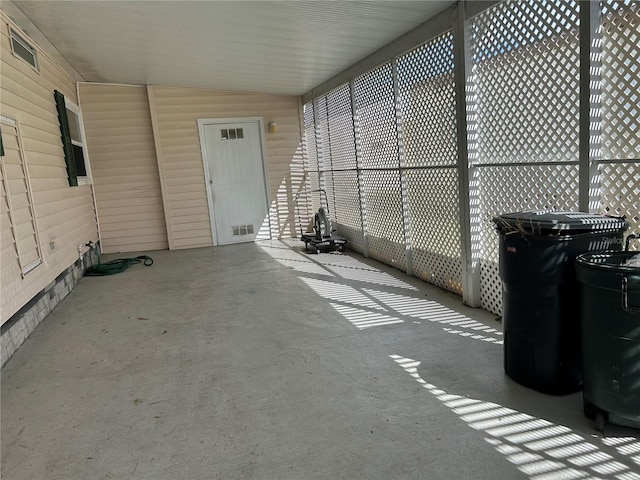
2 242 638 479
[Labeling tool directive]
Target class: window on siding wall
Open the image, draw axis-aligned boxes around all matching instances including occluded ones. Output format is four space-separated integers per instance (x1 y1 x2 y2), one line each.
54 91 91 185
66 102 91 181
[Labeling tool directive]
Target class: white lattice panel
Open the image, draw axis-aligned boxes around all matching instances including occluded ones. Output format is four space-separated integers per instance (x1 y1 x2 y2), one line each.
362 170 407 271
470 0 580 315
301 170 321 235
299 102 318 233
302 100 324 230
600 1 640 161
406 168 462 294
326 84 357 171
470 0 580 166
397 32 457 168
480 261 502 316
395 30 461 294
476 164 580 313
478 165 580 261
329 170 364 252
598 162 640 246
598 1 640 250
320 85 364 249
320 170 338 233
354 63 398 169
314 95 337 218
306 172 321 202
304 102 318 173
300 0 639 320
315 95 330 174
476 163 580 314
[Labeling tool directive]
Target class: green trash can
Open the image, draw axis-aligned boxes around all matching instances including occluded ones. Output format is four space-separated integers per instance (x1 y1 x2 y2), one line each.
576 236 640 431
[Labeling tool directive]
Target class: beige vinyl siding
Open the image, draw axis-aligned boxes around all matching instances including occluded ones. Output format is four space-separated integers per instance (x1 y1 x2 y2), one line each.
0 14 98 325
148 86 305 249
78 84 168 253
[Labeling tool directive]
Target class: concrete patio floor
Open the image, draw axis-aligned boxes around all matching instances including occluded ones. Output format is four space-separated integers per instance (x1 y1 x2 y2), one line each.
2 240 639 480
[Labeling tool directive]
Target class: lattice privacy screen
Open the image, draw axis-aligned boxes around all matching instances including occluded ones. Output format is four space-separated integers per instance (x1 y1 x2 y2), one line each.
597 0 640 247
324 85 365 249
300 102 319 235
397 32 462 293
301 0 639 315
354 64 397 170
600 0 639 162
327 170 365 251
599 163 640 243
353 64 405 264
470 0 580 313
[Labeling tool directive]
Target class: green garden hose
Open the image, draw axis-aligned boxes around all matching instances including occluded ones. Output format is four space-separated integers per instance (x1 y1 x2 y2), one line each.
85 243 153 276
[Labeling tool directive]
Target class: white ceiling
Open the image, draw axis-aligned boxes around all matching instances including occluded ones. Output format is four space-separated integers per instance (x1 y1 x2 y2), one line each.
9 0 454 96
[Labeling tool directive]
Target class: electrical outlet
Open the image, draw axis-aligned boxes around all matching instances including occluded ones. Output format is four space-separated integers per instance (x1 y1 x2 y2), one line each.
49 241 55 250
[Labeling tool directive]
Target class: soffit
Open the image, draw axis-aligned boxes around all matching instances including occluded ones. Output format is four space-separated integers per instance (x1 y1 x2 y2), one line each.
10 0 455 95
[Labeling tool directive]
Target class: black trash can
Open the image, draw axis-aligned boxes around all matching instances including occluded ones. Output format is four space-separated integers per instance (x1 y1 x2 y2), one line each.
576 245 640 431
493 211 628 395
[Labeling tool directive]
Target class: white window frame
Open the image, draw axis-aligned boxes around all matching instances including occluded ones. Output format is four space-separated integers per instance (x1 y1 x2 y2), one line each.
64 100 93 185
9 27 39 72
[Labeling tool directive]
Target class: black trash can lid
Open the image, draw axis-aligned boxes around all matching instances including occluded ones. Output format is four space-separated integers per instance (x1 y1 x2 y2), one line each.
493 211 629 235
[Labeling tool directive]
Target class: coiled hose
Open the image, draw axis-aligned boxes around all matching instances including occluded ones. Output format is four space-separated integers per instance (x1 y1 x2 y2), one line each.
85 242 153 276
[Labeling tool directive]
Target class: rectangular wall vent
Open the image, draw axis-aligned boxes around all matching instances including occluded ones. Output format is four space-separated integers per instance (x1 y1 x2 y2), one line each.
232 224 255 236
10 29 38 71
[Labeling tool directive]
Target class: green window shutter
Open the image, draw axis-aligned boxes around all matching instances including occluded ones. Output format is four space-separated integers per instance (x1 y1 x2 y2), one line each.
0 127 4 157
53 90 78 186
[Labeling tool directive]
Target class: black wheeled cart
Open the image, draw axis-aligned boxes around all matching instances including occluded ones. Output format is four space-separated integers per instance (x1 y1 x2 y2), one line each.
295 189 347 254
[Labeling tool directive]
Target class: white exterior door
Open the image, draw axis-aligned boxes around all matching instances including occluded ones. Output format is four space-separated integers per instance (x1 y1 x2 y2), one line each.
200 119 269 245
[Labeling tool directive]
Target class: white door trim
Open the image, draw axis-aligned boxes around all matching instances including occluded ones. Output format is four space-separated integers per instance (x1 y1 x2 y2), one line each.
197 117 271 246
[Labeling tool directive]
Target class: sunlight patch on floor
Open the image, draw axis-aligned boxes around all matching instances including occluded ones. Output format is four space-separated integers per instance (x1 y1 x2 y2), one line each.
390 355 640 480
